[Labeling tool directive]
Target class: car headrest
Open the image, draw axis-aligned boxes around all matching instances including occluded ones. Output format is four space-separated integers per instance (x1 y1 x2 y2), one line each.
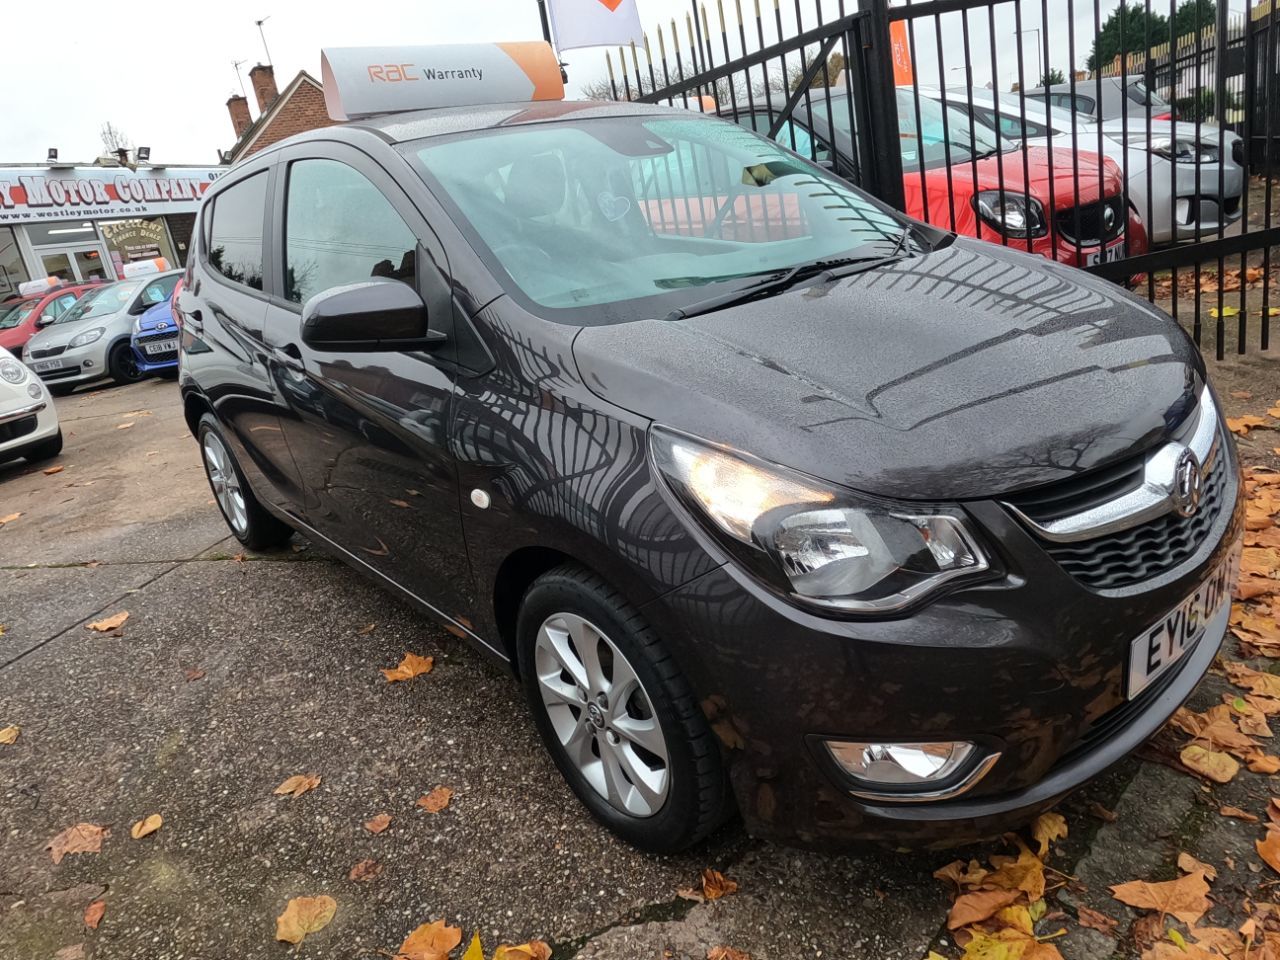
504 153 566 219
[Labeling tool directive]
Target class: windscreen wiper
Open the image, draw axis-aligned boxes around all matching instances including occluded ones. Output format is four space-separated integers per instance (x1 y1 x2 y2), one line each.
664 243 912 323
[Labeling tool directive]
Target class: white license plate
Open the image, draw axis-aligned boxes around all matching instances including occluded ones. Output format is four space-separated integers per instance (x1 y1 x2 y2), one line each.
143 339 178 355
1086 242 1126 266
30 359 60 373
1127 552 1236 698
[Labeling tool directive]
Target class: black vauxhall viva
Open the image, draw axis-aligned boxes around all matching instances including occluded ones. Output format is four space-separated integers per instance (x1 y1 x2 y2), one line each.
179 96 1242 853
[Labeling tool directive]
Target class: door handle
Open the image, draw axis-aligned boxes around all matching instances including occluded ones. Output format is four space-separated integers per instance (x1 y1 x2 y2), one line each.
272 343 305 373
187 308 203 332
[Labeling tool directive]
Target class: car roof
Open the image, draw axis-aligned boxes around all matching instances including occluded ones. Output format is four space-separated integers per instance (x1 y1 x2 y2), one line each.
345 99 696 145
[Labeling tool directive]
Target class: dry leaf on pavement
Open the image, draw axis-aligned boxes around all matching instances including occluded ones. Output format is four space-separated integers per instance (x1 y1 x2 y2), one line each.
493 943 553 960
0 512 21 525
356 623 377 635
273 774 321 799
1110 870 1212 926
1257 830 1280 874
700 868 738 900
116 421 133 430
416 787 452 813
364 813 392 833
1219 805 1259 822
1229 415 1269 436
1076 905 1118 935
947 888 1023 929
83 900 105 930
983 842 1046 901
85 611 128 632
0 725 18 745
43 465 64 475
1225 661 1280 698
1179 744 1240 783
1088 801 1119 823
1177 852 1217 881
348 859 383 882
1032 811 1068 857
707 949 751 960
382 652 434 683
46 824 108 864
397 919 462 960
130 814 162 839
275 895 337 945
54 946 85 960
183 668 205 682
933 859 990 891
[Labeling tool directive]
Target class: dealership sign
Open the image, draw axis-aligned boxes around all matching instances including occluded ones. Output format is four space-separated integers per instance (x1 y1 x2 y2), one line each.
0 167 220 224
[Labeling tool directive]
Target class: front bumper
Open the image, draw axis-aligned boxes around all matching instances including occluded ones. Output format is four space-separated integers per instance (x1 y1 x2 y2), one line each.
0 391 59 461
25 337 112 387
639 461 1243 848
132 331 179 374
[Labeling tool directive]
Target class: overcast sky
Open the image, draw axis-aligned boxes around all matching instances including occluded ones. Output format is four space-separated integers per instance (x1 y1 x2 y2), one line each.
0 0 1251 166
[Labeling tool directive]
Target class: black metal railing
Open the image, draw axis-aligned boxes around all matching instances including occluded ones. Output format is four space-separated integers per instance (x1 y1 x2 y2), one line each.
597 0 1280 359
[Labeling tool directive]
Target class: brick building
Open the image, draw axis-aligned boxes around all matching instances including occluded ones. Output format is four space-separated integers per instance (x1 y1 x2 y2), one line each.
221 64 335 164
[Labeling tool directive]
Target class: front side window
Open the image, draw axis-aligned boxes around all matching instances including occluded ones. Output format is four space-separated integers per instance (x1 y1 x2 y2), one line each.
405 115 907 322
284 158 417 305
139 275 179 307
207 173 267 290
0 300 37 330
829 90 1004 172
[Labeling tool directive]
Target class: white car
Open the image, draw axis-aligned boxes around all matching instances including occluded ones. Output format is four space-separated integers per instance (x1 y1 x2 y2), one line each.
0 345 61 465
921 87 1244 245
24 270 181 395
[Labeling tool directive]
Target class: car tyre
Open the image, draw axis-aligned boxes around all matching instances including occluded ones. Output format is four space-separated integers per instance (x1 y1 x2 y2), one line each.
22 429 63 463
108 342 145 385
517 563 730 853
196 413 293 550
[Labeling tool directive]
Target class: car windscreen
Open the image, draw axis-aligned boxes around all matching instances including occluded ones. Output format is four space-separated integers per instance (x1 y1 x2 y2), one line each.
402 115 910 323
1127 81 1169 107
829 89 1006 171
0 300 37 330
54 281 141 323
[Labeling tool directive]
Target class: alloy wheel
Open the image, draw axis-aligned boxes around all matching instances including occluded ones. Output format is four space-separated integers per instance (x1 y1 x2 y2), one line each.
202 432 248 537
533 612 671 818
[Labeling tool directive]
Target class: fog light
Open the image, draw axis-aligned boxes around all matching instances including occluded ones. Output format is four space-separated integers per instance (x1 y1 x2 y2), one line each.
826 740 976 787
27 382 41 399
83 359 94 368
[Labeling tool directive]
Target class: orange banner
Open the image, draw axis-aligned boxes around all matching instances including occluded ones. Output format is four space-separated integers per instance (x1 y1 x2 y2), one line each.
889 20 914 86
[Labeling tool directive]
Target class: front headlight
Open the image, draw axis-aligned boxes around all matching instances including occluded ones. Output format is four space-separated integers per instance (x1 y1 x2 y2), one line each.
69 327 105 348
1136 137 1217 163
972 190 1047 239
0 358 26 384
650 428 990 615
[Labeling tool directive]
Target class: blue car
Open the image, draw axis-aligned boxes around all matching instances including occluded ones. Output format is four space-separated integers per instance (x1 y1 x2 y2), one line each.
130 296 181 378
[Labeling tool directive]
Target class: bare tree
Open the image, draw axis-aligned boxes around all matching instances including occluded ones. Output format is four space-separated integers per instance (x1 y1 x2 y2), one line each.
100 122 132 155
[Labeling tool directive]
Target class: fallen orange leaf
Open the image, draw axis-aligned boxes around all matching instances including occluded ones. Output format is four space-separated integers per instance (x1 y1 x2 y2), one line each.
947 888 1022 929
1177 852 1217 881
275 895 337 945
1258 830 1280 875
707 949 751 960
493 943 553 960
1180 744 1240 782
1110 870 1212 926
1032 811 1068 857
1077 905 1118 935
129 814 162 839
416 787 453 814
273 773 321 799
83 900 105 930
46 823 108 864
397 919 462 960
700 867 738 900
365 813 392 834
1229 415 1270 436
85 611 128 632
1219 805 1259 822
43 465 64 475
0 512 20 525
1225 661 1280 698
0 725 18 745
349 859 383 882
382 652 434 683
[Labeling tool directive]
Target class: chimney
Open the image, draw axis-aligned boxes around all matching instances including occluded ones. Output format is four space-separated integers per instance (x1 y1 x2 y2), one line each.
227 94 251 138
249 64 278 114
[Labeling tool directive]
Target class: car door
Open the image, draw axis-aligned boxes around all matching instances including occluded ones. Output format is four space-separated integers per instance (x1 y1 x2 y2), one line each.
186 163 308 519
265 142 474 620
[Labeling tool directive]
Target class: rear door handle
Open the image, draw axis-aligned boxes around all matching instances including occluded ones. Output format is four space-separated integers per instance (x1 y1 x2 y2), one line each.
272 343 305 372
187 308 203 332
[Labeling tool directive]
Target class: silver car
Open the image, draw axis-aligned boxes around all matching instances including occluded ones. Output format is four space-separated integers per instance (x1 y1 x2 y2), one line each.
926 87 1244 245
24 271 181 395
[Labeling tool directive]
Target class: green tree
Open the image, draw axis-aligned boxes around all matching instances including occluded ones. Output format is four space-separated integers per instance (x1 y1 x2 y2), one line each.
1086 3 1170 72
1173 0 1216 39
1040 68 1067 87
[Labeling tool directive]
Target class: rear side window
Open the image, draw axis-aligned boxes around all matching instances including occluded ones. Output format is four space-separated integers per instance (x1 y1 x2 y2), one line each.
207 173 267 290
140 275 179 306
284 158 417 305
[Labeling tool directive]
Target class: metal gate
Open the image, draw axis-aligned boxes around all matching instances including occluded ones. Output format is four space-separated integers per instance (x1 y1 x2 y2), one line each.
601 0 1280 360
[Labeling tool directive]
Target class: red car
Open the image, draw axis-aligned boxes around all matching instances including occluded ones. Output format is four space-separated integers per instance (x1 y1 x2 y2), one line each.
0 282 100 361
735 89 1147 267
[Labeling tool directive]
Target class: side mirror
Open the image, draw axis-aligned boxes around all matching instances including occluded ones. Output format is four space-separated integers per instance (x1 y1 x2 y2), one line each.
301 279 445 351
35 314 55 328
